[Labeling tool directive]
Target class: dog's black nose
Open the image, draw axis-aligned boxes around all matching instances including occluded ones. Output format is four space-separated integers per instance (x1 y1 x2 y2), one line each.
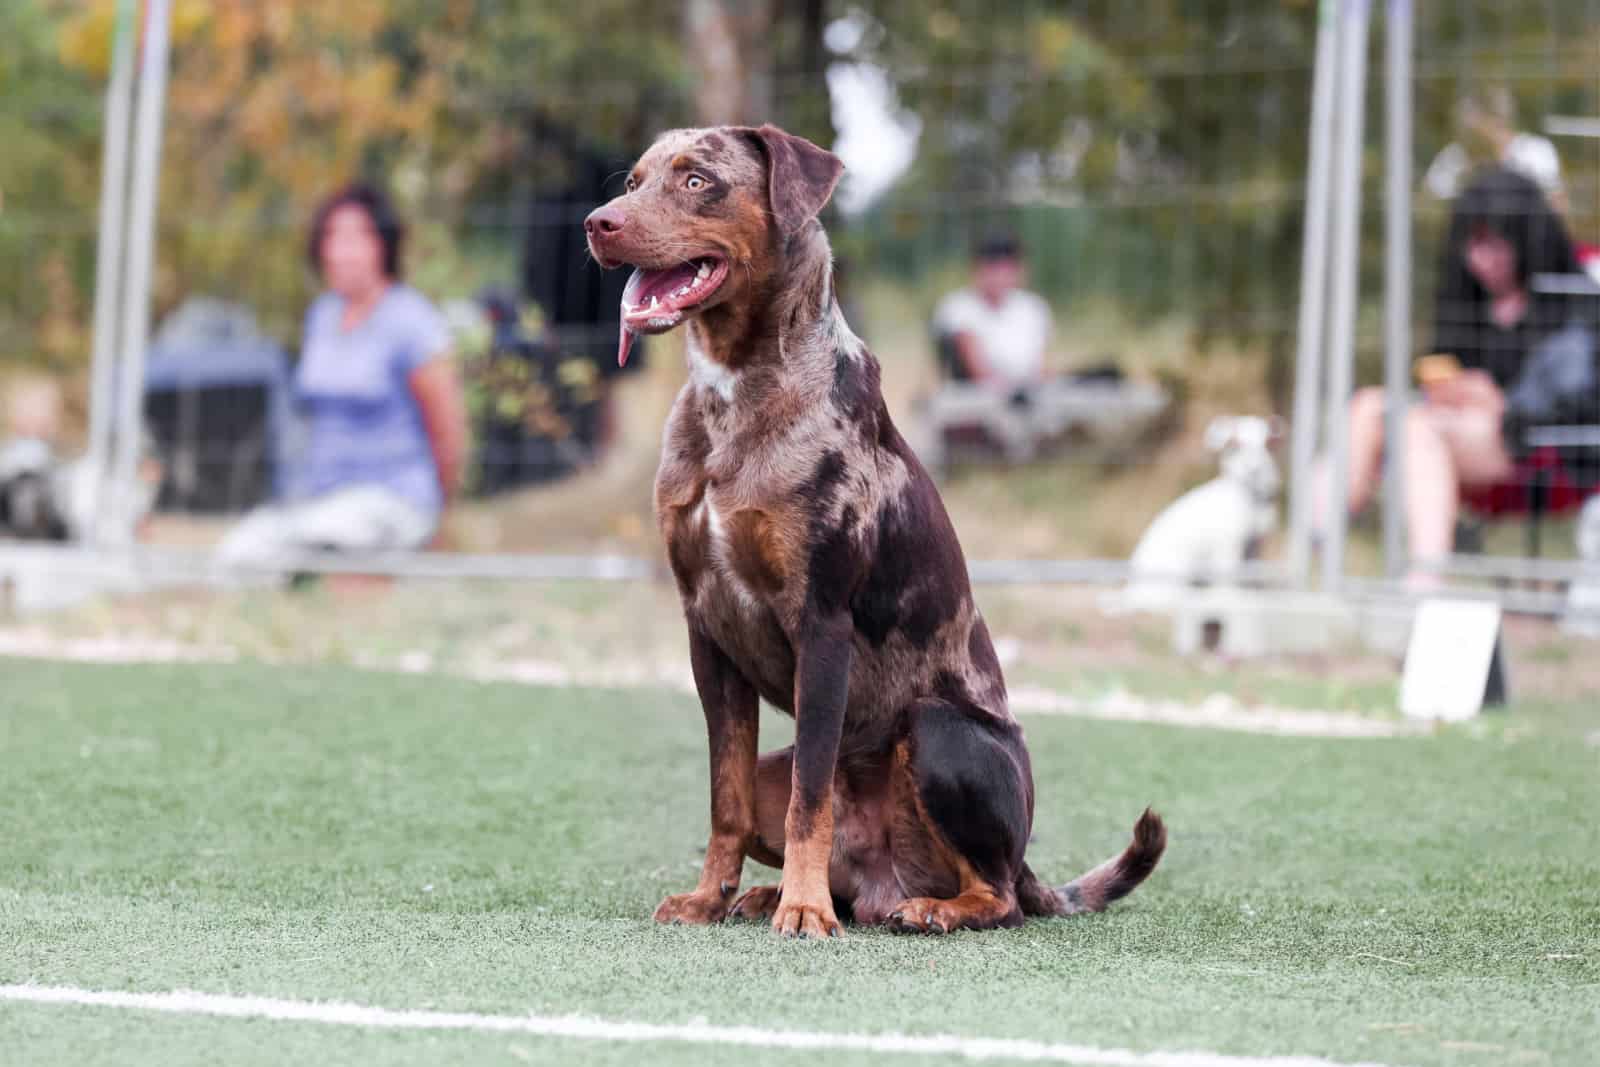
585 205 626 238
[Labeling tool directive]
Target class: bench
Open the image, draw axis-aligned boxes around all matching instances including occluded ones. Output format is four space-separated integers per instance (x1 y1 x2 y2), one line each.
1458 272 1600 558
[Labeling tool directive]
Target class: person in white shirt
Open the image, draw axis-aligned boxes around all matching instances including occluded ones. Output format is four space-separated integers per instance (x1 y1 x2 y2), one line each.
933 234 1054 390
1424 87 1567 215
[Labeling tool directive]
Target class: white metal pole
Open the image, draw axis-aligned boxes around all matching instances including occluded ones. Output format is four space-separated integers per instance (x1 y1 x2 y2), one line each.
1320 0 1372 592
1382 0 1413 579
84 0 139 545
1286 0 1342 585
108 0 174 545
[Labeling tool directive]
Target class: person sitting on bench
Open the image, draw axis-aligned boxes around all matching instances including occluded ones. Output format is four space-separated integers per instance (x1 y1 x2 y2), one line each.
933 233 1054 392
218 184 467 572
1337 167 1597 583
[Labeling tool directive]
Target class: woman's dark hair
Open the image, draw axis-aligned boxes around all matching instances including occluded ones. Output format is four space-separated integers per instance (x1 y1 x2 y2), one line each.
306 183 405 280
1437 167 1576 304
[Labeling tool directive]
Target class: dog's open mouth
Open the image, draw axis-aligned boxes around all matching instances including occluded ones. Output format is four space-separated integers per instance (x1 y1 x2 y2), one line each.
616 256 729 366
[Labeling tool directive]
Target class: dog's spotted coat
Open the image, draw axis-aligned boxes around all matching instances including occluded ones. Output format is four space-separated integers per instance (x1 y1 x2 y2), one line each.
586 124 1164 937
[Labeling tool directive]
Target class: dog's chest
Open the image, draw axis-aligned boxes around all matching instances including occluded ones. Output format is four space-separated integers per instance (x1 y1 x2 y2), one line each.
698 494 751 595
670 487 799 708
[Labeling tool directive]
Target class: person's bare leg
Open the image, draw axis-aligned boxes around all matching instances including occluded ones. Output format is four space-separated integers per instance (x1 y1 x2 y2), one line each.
1312 387 1387 533
1403 408 1461 581
1345 387 1390 514
1434 406 1515 488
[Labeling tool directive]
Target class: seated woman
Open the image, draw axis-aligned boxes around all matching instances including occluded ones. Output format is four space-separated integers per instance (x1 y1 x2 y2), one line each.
218 184 467 569
1340 166 1596 579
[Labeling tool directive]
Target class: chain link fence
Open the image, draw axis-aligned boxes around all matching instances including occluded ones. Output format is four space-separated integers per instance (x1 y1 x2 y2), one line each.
0 1 1596 621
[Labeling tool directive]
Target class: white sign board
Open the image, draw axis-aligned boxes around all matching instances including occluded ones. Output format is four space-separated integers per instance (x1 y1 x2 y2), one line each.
1400 599 1504 721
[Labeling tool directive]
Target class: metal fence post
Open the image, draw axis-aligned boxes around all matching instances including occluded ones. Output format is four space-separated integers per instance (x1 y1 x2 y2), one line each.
107 0 174 545
1382 0 1413 579
1320 0 1372 592
84 0 139 546
1286 0 1342 585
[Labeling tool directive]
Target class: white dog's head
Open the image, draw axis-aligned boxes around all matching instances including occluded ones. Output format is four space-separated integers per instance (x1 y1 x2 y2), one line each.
1205 415 1284 501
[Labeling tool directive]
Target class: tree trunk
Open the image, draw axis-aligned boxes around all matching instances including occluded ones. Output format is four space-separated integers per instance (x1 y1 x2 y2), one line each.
683 0 776 126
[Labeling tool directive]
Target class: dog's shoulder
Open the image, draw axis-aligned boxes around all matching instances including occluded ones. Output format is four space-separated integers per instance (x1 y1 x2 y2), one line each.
655 385 712 514
824 342 885 444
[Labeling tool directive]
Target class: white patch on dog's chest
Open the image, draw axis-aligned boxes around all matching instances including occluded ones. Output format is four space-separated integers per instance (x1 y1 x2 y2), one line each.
695 493 761 612
697 494 725 543
687 333 739 403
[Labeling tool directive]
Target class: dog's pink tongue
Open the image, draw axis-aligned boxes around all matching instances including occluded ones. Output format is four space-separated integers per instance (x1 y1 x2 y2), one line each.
617 267 644 366
617 322 637 368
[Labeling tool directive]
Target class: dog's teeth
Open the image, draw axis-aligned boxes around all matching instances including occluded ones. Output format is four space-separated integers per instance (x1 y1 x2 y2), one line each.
696 263 710 279
648 295 658 308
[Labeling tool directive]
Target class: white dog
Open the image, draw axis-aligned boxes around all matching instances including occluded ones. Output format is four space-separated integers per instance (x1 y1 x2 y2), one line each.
1113 415 1282 613
0 433 161 543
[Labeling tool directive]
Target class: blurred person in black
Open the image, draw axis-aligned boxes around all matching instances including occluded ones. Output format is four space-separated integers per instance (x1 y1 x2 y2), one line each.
1337 167 1597 578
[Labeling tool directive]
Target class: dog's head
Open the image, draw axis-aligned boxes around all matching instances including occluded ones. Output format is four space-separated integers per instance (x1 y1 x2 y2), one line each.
1204 415 1284 501
584 124 843 367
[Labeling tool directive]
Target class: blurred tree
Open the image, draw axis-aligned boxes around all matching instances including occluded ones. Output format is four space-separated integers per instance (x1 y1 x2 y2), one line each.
844 0 1598 400
0 2 103 370
684 0 776 126
4 0 1594 403
50 1 456 342
48 0 694 345
845 0 1314 368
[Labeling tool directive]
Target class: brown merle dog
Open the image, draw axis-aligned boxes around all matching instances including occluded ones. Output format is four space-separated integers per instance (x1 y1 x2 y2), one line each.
585 124 1165 938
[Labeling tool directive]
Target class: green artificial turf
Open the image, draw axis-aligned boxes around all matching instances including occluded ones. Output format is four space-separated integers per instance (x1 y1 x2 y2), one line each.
1 659 1597 1066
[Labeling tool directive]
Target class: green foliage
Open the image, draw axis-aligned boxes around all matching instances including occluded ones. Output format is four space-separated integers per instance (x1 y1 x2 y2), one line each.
845 0 1598 387
1 1 690 364
0 3 103 369
2 0 1596 397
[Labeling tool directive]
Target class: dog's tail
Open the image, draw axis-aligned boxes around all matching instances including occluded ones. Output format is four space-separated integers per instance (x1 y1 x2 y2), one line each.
1017 808 1167 917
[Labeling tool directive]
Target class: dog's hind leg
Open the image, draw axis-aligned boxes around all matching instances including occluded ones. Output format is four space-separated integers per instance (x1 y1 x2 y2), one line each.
884 700 1031 933
748 746 791 867
728 746 792 921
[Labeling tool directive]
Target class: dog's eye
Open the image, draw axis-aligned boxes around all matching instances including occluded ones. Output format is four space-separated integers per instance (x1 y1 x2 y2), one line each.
686 175 707 191
624 175 639 193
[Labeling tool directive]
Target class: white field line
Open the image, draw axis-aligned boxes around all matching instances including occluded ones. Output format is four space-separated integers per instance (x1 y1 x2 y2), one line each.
0 984 1403 1067
0 629 1413 740
1006 686 1425 739
0 629 237 665
468 662 1423 739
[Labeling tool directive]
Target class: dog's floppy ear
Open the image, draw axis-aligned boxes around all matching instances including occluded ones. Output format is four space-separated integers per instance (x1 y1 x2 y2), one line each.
1203 417 1238 453
738 124 844 237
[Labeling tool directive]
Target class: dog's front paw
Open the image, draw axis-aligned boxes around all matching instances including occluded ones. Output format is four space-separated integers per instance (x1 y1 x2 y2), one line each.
771 894 843 939
653 888 733 926
729 884 781 921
